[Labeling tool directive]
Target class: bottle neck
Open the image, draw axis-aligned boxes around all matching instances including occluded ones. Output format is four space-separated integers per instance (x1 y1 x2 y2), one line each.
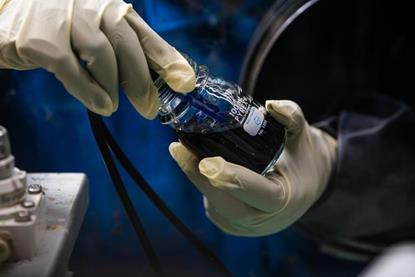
156 56 209 126
155 53 199 109
156 76 184 125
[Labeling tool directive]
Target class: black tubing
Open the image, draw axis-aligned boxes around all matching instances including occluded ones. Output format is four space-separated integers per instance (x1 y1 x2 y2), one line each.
88 111 232 276
88 111 163 276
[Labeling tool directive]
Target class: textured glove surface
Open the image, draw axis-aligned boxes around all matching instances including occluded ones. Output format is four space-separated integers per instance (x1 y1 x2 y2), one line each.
170 100 337 236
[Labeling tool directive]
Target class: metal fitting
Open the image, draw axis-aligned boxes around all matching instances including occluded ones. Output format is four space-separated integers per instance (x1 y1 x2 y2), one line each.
0 126 11 160
28 184 42 194
0 233 11 264
0 126 14 180
21 200 35 209
15 211 31 222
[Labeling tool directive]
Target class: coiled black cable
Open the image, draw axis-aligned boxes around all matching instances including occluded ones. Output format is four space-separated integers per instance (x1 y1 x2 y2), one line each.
88 110 232 277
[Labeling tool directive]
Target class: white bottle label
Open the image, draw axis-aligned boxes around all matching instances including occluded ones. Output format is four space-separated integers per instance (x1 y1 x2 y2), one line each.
243 106 264 136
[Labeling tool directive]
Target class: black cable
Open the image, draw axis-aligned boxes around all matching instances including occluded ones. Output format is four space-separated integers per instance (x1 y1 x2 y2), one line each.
93 114 232 276
88 111 163 276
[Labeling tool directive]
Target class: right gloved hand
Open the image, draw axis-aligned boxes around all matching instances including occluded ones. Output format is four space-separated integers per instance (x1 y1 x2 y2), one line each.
169 100 337 236
0 0 195 117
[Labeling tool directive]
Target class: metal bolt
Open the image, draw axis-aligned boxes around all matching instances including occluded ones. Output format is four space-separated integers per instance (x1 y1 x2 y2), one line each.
15 211 31 222
28 184 42 194
21 200 35 208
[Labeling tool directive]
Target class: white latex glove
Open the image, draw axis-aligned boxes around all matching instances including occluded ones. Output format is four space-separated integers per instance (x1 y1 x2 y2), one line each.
169 100 337 236
0 0 195 117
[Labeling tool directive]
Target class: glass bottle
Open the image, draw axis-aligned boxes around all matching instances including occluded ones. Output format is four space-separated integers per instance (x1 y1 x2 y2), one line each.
156 56 286 175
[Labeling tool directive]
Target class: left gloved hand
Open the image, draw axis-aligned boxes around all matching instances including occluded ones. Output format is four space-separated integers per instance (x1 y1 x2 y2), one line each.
0 0 195 117
169 100 337 236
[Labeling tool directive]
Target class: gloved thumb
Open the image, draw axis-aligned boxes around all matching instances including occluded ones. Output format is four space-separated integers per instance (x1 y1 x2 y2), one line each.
265 100 306 136
169 141 200 172
199 157 287 213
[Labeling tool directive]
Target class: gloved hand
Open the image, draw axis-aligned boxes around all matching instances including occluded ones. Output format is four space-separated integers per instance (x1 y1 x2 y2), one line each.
0 0 195 117
169 100 337 236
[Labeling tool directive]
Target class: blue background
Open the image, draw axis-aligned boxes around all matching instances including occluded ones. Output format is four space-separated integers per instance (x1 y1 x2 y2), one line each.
0 0 366 276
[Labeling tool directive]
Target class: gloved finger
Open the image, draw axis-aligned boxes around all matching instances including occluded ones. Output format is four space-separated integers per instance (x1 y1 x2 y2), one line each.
125 9 196 93
18 40 114 115
100 14 159 119
198 156 288 213
169 142 262 221
55 57 115 115
207 197 293 237
265 100 306 136
71 11 119 112
204 198 250 236
205 198 280 237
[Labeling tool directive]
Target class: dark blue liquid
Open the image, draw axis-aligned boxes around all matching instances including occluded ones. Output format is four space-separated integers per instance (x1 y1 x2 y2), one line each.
177 114 285 174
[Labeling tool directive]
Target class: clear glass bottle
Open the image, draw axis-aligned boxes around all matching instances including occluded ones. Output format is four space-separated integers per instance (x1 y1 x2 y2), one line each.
156 56 286 175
